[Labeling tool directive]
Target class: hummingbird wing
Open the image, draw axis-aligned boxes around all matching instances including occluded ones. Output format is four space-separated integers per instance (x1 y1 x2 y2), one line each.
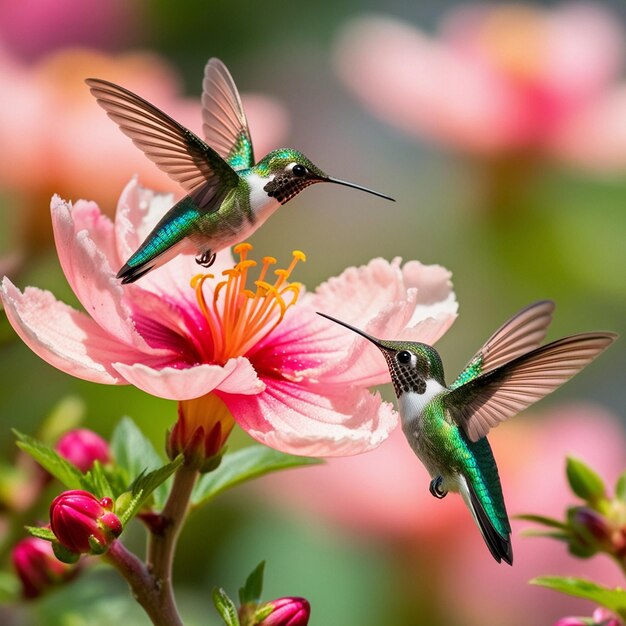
85 78 239 207
445 332 617 442
451 300 555 389
201 58 255 170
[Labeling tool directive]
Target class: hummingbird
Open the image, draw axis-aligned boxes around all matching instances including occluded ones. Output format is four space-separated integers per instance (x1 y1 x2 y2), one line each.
318 301 617 564
86 58 394 283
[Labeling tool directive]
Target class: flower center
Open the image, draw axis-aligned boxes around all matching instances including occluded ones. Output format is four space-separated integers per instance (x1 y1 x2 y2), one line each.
192 243 306 364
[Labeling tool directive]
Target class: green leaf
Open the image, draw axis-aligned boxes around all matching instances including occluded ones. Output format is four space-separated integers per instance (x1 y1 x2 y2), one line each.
566 456 606 502
239 561 265 605
110 417 170 509
117 456 184 525
25 526 55 541
531 576 626 618
14 430 84 490
615 470 626 501
212 587 240 626
519 529 570 542
192 445 323 508
516 514 568 529
83 461 115 500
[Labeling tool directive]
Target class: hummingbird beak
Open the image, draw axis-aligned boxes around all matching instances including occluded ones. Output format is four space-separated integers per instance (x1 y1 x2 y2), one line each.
321 176 395 202
316 312 390 351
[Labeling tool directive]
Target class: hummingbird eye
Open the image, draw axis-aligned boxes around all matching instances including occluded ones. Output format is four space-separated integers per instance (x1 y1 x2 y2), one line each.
397 350 412 365
292 164 307 177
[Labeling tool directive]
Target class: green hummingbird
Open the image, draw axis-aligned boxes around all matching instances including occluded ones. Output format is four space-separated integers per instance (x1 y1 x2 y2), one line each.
318 301 617 564
86 58 394 283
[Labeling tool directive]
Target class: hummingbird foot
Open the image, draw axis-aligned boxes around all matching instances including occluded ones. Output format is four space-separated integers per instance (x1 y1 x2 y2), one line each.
196 250 216 268
429 476 448 499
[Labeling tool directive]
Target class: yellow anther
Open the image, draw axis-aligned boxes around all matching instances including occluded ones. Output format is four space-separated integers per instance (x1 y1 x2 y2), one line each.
262 256 277 265
191 273 213 289
235 260 257 272
292 250 306 262
274 269 289 279
233 242 253 255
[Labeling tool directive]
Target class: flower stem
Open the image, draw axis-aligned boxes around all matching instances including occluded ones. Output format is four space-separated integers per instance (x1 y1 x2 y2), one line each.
105 463 198 626
105 540 183 626
147 463 199 618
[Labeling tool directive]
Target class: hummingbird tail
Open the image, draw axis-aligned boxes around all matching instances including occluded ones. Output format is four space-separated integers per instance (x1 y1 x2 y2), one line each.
460 476 513 565
117 262 155 284
116 238 193 284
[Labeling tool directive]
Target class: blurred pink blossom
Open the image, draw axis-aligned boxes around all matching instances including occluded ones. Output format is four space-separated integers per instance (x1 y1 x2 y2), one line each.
0 46 288 249
0 180 457 456
0 0 140 61
335 4 626 172
260 403 626 626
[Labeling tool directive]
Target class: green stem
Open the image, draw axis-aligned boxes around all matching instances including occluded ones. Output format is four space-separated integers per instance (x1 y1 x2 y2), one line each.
105 540 184 626
147 463 199 619
106 463 198 626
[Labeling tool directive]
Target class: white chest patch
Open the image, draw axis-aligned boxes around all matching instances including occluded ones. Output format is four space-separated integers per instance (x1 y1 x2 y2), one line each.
398 379 446 427
247 173 280 222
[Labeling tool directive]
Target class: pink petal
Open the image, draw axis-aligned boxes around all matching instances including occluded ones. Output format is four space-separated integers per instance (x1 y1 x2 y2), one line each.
1 278 141 383
114 180 234 300
304 258 457 386
551 85 626 172
223 378 398 457
51 195 153 352
334 15 515 154
112 356 263 401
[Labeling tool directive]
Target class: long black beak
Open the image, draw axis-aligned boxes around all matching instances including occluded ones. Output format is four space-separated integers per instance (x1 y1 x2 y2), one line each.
322 176 395 202
317 312 388 350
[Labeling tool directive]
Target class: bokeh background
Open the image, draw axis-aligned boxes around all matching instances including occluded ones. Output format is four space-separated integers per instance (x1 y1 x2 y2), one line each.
1 0 625 624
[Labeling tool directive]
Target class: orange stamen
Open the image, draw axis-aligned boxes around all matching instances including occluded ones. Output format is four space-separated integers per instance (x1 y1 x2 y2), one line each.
192 244 306 363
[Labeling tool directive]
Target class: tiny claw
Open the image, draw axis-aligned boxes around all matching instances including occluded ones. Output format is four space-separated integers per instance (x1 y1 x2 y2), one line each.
429 476 448 499
196 250 216 268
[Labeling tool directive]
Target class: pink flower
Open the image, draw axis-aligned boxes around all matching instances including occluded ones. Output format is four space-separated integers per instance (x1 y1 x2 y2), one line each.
258 404 626 625
334 4 626 171
55 428 111 473
0 0 140 62
1 180 457 456
0 47 288 249
554 608 623 626
12 536 75 598
50 490 122 555
259 597 310 626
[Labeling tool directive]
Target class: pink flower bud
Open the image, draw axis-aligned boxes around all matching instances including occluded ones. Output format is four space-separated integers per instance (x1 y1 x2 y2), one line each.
260 597 311 626
592 607 623 626
50 490 122 555
55 429 111 473
11 536 74 599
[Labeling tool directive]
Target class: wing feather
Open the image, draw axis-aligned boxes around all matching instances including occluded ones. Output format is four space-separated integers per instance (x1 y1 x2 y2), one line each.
451 301 555 389
201 58 255 169
85 77 238 201
446 332 617 442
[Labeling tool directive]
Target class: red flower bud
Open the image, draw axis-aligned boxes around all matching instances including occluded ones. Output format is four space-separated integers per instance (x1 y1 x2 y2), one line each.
260 597 311 626
570 507 612 550
55 429 111 473
11 536 74 599
50 490 122 555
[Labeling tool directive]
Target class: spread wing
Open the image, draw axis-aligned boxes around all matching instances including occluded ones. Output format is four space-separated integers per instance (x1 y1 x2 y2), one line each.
201 58 254 170
451 301 555 389
445 332 617 442
86 78 239 207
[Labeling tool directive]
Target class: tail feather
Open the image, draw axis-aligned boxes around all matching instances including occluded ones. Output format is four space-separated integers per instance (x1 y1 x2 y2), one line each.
116 238 193 284
460 476 513 565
